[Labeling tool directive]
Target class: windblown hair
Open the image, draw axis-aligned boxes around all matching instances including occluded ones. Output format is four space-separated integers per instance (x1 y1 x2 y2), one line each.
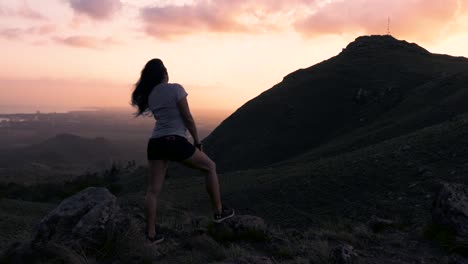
131 58 168 117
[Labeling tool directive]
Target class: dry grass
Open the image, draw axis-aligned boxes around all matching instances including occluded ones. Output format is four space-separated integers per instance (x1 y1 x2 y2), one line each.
224 244 251 259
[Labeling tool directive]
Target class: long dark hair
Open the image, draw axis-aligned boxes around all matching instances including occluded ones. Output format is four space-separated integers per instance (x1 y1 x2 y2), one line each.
131 58 168 117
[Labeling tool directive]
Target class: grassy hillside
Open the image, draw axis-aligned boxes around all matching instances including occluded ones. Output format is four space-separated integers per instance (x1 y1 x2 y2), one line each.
119 113 468 230
0 199 55 251
2 113 467 262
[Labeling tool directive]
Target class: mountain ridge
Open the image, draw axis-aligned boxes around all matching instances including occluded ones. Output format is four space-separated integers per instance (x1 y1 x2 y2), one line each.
204 35 468 172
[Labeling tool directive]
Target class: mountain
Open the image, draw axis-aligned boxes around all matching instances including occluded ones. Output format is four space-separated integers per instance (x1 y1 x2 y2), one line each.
203 35 468 172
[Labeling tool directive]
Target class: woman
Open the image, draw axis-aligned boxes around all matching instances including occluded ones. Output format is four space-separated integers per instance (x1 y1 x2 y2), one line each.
131 58 234 244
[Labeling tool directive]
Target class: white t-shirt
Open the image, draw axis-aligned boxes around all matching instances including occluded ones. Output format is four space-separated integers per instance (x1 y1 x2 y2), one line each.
148 83 188 139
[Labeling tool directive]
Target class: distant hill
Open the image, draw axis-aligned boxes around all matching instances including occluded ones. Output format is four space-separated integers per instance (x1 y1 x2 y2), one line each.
0 133 119 170
204 35 468 172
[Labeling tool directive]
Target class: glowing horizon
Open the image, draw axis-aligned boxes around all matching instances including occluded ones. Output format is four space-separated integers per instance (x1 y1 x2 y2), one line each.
1 0 467 115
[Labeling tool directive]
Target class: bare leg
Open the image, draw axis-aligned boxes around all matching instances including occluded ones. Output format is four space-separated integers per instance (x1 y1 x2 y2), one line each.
146 159 169 238
181 149 222 214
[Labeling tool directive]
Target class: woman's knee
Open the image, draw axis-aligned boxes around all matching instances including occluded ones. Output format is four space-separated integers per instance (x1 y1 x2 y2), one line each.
199 159 216 172
207 160 216 172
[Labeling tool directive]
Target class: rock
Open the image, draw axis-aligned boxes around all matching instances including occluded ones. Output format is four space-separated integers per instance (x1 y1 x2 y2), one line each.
33 187 121 250
443 254 468 264
183 234 220 251
182 234 226 261
367 215 397 232
211 256 273 264
191 215 211 235
182 234 227 260
208 215 268 242
329 244 358 264
432 182 468 240
423 171 434 178
401 144 411 151
418 166 432 174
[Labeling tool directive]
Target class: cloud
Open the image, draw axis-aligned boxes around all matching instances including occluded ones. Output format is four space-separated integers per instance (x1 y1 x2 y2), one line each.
37 24 57 35
54 35 120 49
140 0 318 38
67 0 122 20
138 0 467 41
141 3 247 38
294 0 463 41
0 28 25 40
17 1 47 20
0 1 47 20
0 24 56 40
460 0 468 14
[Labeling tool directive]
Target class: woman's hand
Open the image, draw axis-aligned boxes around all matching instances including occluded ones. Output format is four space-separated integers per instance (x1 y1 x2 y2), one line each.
195 142 203 152
177 97 201 147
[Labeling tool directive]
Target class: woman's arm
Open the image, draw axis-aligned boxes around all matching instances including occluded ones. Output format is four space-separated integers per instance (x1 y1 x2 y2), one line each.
177 97 200 145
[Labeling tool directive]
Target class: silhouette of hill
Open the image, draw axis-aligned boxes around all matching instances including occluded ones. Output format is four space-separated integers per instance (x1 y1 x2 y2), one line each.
204 35 468 172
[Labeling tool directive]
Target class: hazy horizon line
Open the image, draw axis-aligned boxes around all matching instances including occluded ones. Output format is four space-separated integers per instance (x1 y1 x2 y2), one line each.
0 104 235 116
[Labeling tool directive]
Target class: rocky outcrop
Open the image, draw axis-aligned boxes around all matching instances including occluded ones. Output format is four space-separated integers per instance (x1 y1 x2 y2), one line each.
1 187 130 264
33 187 123 250
432 182 468 240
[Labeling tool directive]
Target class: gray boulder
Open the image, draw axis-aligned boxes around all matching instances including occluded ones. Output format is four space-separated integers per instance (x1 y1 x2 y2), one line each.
33 187 121 249
432 182 468 239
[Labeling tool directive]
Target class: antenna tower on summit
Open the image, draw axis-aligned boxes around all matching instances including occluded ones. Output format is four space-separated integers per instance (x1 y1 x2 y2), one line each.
387 17 391 35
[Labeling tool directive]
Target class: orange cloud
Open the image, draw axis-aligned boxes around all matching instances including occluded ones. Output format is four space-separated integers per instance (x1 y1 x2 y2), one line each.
294 0 463 42
139 0 467 41
54 35 120 49
67 0 122 20
37 24 56 35
140 0 318 38
461 0 468 14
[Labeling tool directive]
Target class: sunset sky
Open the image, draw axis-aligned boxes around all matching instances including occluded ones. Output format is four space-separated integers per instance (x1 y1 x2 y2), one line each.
1 0 467 115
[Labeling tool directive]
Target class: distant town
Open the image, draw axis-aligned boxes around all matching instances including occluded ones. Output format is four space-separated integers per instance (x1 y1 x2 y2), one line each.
0 109 153 137
0 108 223 150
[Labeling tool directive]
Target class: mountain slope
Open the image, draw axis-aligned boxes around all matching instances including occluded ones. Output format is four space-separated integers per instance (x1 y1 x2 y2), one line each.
204 35 468 172
154 113 468 228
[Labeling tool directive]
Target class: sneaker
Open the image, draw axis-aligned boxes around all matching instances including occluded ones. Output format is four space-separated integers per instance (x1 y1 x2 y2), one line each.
146 233 165 244
213 206 235 223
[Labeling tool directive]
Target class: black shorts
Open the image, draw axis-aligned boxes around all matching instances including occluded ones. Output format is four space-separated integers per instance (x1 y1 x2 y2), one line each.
147 135 196 161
